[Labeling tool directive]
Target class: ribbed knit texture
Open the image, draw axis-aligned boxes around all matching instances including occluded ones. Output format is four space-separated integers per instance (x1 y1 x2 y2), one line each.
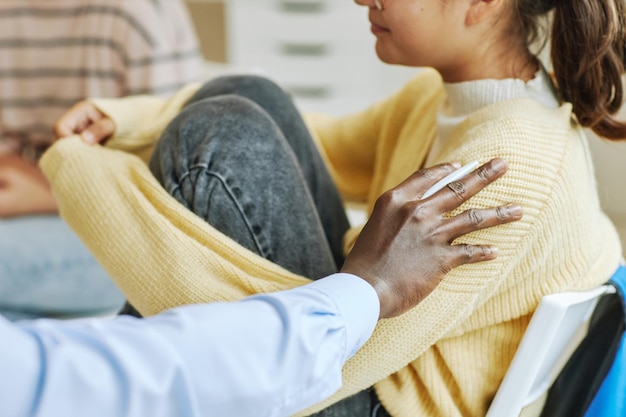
430 68 559 165
40 68 622 417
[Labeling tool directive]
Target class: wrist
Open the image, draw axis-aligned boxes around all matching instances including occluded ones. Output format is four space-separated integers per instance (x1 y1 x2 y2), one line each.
340 265 389 319
366 278 394 319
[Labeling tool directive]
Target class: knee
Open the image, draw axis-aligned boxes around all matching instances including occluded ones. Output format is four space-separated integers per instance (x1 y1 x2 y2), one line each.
177 94 274 142
186 75 286 107
153 95 281 166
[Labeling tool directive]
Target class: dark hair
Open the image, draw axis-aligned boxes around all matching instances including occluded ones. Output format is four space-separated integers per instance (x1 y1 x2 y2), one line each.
515 0 626 140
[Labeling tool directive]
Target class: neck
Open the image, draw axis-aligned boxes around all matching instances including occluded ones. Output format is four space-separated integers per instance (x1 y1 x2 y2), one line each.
440 45 538 83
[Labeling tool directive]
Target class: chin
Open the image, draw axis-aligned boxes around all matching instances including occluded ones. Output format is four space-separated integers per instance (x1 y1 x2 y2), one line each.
374 44 398 65
375 42 416 66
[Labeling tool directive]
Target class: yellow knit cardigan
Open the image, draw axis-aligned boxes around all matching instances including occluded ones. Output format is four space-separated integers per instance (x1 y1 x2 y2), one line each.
40 68 622 417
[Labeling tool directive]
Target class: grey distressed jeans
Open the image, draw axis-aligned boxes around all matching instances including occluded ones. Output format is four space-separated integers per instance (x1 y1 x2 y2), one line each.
124 75 392 417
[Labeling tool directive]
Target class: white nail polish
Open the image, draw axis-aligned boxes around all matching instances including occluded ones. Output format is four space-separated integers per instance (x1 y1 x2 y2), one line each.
374 0 383 10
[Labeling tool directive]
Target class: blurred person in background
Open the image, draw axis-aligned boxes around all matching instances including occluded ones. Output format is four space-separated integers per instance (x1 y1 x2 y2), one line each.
0 0 206 320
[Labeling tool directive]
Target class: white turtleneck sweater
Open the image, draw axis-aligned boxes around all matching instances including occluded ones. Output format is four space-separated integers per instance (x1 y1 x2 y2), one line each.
427 68 560 166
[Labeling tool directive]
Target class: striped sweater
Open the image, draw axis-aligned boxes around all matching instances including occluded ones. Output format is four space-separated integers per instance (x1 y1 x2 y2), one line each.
0 0 205 159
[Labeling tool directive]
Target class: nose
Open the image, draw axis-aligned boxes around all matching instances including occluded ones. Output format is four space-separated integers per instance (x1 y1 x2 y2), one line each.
354 0 382 9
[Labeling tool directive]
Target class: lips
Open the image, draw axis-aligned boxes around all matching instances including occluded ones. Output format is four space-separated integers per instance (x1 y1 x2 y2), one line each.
370 21 389 34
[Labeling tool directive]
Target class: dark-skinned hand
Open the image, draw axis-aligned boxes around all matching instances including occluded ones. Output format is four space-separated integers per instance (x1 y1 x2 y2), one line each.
341 158 522 319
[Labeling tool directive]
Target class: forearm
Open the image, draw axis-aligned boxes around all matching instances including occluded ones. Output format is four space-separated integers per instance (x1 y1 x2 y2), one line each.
40 137 311 315
1 274 379 417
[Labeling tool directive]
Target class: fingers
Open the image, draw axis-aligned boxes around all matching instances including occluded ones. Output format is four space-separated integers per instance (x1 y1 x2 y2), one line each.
425 158 508 212
53 100 91 139
448 244 500 268
392 162 461 199
53 101 114 144
81 118 115 144
441 203 524 241
53 113 75 139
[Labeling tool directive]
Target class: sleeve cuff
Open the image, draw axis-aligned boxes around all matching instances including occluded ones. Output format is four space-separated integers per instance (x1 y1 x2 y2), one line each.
306 273 379 357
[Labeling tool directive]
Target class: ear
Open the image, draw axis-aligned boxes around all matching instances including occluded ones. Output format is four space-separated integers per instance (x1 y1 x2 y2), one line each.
465 0 505 26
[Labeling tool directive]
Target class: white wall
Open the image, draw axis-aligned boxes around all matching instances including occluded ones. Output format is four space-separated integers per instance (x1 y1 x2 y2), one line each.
587 132 626 257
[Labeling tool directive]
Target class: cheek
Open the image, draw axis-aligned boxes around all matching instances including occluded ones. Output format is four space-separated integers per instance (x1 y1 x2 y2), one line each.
398 12 443 47
389 25 425 55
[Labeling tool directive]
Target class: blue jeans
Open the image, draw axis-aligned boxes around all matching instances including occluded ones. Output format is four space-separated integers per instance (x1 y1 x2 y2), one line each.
140 75 390 416
0 215 124 321
151 75 350 276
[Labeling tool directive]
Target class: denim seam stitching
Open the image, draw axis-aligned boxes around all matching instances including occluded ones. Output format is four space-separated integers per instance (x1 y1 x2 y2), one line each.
172 164 270 258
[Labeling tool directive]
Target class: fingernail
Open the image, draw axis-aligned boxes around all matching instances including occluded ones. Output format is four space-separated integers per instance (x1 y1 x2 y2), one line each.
506 204 523 218
452 162 462 169
81 132 94 143
491 158 508 171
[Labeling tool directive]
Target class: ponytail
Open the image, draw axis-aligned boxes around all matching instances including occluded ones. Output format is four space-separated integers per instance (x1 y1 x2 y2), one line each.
551 0 626 140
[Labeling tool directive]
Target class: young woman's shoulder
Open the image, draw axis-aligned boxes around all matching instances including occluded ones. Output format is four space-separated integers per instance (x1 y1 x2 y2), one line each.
470 99 574 132
455 99 578 162
440 99 585 209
